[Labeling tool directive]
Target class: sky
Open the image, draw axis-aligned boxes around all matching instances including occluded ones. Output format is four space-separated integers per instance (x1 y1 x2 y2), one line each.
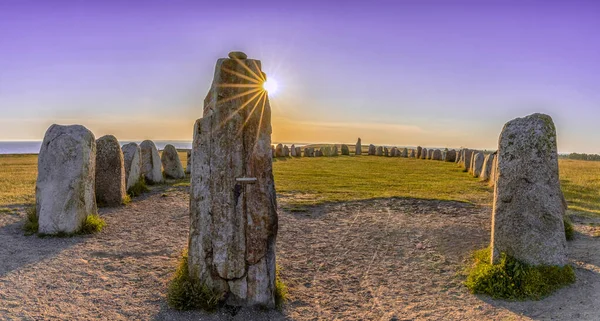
0 0 598 153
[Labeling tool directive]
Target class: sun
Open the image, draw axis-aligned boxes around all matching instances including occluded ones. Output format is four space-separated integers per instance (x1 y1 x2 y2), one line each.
262 78 279 95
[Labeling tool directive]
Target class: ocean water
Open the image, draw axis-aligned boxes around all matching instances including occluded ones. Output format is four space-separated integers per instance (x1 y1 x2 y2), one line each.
0 141 193 155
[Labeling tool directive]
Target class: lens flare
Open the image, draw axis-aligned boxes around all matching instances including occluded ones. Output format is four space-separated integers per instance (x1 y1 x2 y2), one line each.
262 79 279 95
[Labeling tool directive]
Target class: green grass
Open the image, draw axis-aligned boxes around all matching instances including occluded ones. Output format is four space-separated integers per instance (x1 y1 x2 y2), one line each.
23 205 106 237
23 205 38 236
465 248 576 300
128 178 150 197
275 265 288 309
564 216 574 241
274 156 492 207
167 249 223 311
560 159 600 215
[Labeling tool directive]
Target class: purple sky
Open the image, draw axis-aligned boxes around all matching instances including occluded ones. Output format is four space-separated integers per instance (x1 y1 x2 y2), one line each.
0 0 598 152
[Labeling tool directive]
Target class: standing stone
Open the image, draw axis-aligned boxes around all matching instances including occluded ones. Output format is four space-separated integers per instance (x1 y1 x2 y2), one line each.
315 149 323 157
427 149 433 160
283 145 289 157
321 146 330 157
355 138 362 155
122 142 143 191
416 146 423 159
401 148 408 158
489 154 498 187
460 149 474 172
95 135 127 207
471 152 485 178
140 140 164 184
368 144 376 155
272 146 275 158
290 144 297 157
332 145 338 156
376 146 383 156
408 149 415 158
480 152 496 182
491 113 567 266
186 150 192 174
341 144 350 155
445 149 457 162
384 147 389 157
190 52 277 307
421 148 427 159
275 144 283 157
432 149 443 161
456 149 463 164
295 147 302 157
390 147 398 157
36 124 97 234
161 144 186 179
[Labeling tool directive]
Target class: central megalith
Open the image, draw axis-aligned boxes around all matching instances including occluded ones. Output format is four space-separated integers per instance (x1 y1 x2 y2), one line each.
162 144 186 179
355 138 362 155
140 140 163 184
122 142 142 191
189 52 278 307
95 135 127 207
491 113 567 266
36 124 97 234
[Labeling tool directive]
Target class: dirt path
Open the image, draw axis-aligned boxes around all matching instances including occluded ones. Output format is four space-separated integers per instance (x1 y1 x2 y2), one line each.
1 188 599 320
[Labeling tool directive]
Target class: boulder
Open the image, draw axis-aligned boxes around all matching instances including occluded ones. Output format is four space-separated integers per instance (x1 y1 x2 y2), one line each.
290 144 297 157
95 135 127 207
491 113 567 266
432 149 443 161
470 152 484 177
295 147 302 157
36 124 97 234
190 53 278 307
368 144 376 155
275 144 283 157
408 149 415 158
480 152 496 182
341 144 350 155
376 146 383 156
355 138 362 155
384 147 389 157
416 146 422 159
140 140 164 184
390 147 398 157
421 148 427 159
122 142 143 191
161 144 186 179
283 145 289 157
402 148 408 158
444 149 457 162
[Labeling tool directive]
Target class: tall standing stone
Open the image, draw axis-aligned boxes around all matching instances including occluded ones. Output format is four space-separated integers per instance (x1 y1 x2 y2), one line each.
416 146 422 159
140 140 163 184
376 146 383 156
355 138 362 155
36 124 97 234
295 146 302 157
444 149 457 162
432 149 443 161
368 144 376 155
122 142 142 191
421 148 427 159
275 144 283 157
283 145 289 157
161 144 186 179
290 144 297 157
341 144 349 155
491 113 567 266
470 152 485 178
480 152 496 182
190 52 278 307
95 135 127 207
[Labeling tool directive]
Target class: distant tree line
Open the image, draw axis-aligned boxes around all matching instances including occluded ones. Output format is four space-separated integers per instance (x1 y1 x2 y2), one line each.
560 153 600 161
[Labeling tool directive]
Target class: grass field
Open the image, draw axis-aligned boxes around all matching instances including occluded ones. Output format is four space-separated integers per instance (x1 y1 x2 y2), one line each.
1 153 599 216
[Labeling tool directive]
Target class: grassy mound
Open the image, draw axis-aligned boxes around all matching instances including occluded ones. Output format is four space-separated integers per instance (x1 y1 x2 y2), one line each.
23 206 106 237
465 248 575 300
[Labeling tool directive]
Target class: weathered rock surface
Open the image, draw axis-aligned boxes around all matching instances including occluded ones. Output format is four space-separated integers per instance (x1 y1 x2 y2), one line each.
368 144 376 155
401 148 408 158
95 135 127 207
491 113 567 266
444 149 457 162
355 138 362 155
470 152 484 178
408 149 415 158
376 146 383 156
283 145 289 157
186 150 192 174
161 144 185 179
480 152 496 182
460 149 474 172
384 147 389 157
290 144 297 157
122 142 142 191
416 146 422 159
140 140 163 184
295 147 302 157
432 149 443 161
275 144 283 157
489 154 498 187
190 53 278 307
427 149 433 160
456 149 463 163
36 124 97 234
421 148 427 159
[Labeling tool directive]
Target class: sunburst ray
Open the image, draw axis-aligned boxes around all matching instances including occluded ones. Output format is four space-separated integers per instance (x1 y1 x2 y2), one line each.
216 87 262 106
237 91 266 137
222 67 261 84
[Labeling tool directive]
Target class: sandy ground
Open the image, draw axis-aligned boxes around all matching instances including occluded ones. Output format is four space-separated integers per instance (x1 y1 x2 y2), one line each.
1 186 599 321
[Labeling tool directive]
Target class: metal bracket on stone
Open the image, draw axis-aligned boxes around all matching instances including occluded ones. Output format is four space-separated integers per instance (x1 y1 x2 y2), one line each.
235 177 257 184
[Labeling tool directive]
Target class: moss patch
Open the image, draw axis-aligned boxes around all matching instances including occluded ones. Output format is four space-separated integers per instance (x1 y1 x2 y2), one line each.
167 250 223 311
465 248 575 300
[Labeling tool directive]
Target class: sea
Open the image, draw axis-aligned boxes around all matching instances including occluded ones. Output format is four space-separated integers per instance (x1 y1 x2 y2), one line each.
0 141 194 155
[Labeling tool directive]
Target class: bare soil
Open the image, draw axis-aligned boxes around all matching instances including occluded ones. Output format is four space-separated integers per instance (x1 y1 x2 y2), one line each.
1 186 599 320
